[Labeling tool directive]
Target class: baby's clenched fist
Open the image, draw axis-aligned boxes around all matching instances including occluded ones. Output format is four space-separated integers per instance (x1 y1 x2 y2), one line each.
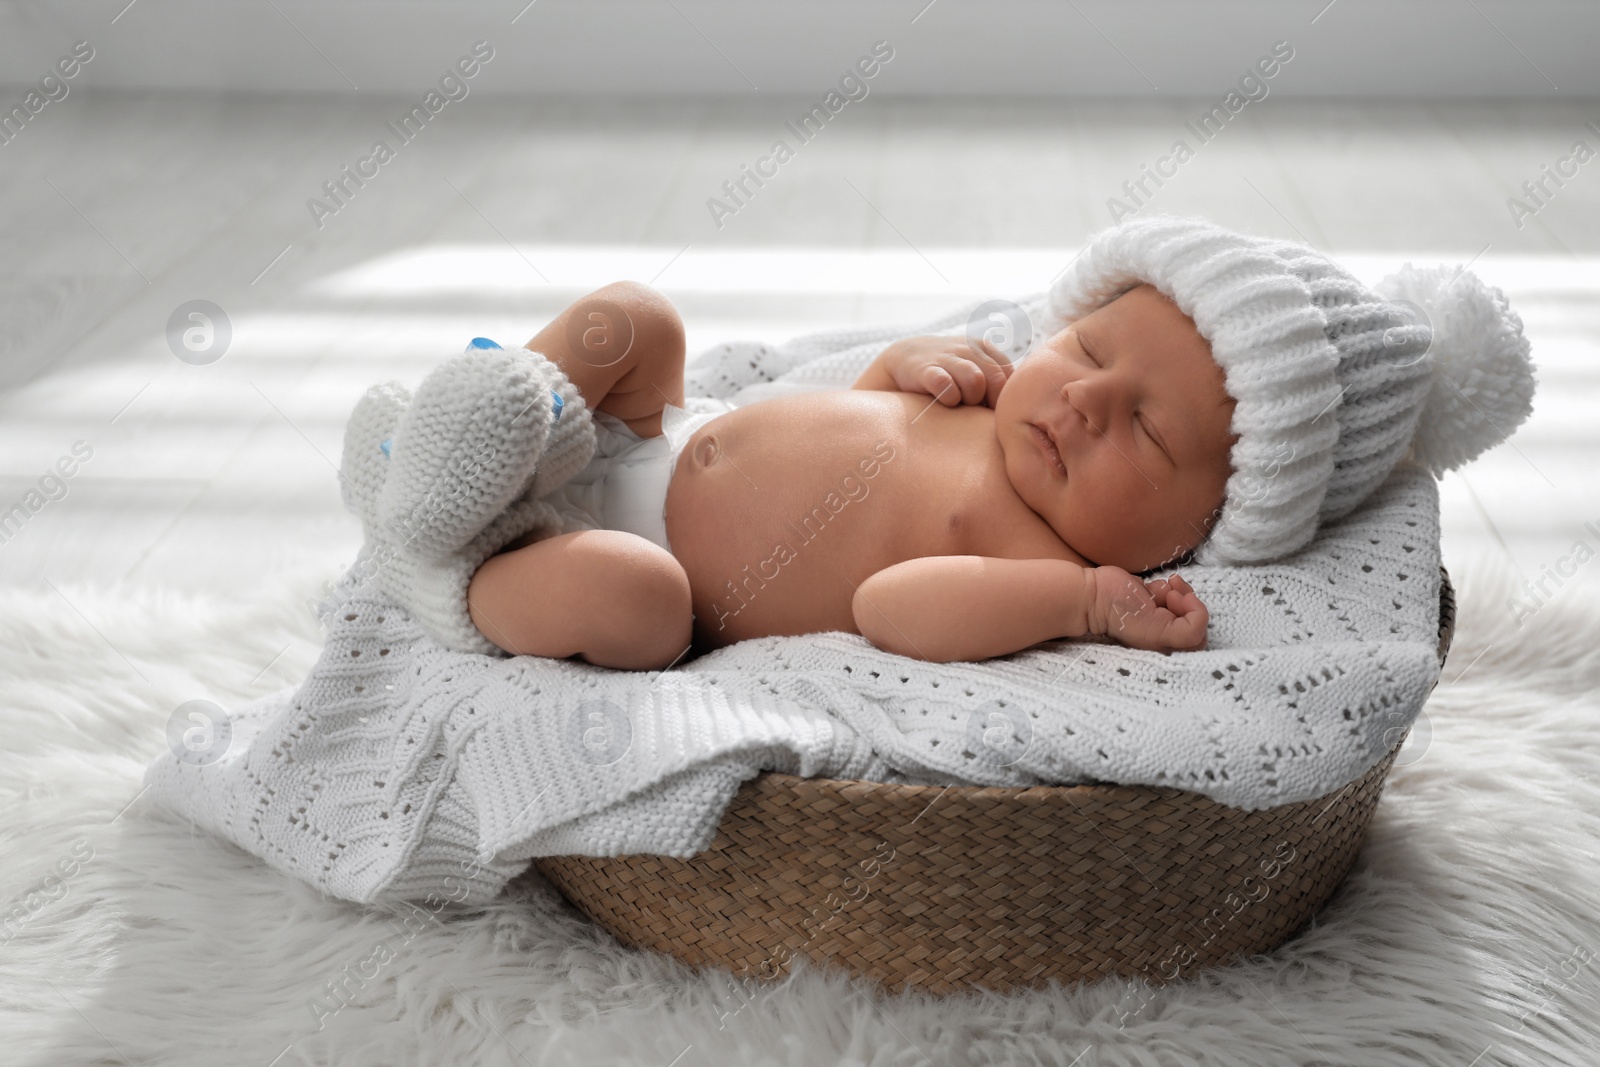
1089 567 1209 653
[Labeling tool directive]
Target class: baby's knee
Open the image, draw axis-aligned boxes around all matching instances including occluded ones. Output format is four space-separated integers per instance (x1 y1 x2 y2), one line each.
586 530 689 615
595 281 684 363
582 531 693 669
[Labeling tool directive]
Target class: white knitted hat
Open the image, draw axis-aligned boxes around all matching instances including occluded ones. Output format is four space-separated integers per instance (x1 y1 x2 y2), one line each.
1039 215 1538 567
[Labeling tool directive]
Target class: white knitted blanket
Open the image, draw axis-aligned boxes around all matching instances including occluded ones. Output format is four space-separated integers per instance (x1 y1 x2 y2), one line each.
143 293 1445 906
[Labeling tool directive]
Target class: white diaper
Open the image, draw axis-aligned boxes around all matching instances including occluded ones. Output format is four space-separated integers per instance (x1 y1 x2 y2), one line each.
543 396 735 554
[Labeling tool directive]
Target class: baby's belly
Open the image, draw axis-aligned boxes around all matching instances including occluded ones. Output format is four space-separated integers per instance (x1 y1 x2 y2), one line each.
664 390 1056 650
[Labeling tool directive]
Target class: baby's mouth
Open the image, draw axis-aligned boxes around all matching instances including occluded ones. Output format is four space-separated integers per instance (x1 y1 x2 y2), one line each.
1029 423 1066 477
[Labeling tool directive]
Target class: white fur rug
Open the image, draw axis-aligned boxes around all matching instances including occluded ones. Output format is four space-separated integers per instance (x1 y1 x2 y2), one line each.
2 552 1597 1067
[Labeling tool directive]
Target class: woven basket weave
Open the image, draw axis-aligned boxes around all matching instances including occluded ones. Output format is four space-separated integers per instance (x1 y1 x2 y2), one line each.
536 566 1456 995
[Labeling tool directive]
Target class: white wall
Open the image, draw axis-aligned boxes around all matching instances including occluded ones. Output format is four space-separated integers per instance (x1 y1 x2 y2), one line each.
0 0 1594 98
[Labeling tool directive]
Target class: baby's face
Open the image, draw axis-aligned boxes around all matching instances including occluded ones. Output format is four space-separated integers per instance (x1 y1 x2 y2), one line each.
994 284 1237 573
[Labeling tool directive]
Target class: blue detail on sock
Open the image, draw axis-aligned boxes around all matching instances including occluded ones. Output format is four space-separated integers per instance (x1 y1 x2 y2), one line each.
467 337 502 350
551 390 564 421
379 437 392 458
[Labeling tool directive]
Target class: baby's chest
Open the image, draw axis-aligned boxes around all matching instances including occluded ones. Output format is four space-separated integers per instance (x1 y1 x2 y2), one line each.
726 396 1074 566
905 446 1080 564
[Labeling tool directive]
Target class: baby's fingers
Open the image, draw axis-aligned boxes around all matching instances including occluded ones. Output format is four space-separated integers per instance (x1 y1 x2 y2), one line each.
965 339 1015 406
921 366 963 406
1165 575 1204 612
1165 591 1208 651
1174 601 1209 650
930 354 991 406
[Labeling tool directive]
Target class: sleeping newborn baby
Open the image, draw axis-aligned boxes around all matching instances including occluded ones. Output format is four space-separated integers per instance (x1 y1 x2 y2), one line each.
466 280 1227 669
347 215 1533 672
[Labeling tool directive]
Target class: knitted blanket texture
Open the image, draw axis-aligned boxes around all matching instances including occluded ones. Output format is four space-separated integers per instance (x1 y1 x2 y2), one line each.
143 293 1444 906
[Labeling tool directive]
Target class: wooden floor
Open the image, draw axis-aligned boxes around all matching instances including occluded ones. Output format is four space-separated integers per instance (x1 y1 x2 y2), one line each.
2 93 1596 647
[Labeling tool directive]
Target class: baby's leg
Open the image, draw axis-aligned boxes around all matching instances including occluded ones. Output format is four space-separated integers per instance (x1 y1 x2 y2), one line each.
466 528 692 670
527 280 686 439
463 282 688 664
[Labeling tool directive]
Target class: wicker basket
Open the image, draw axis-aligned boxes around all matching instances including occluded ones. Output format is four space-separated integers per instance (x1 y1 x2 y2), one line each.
536 566 1456 995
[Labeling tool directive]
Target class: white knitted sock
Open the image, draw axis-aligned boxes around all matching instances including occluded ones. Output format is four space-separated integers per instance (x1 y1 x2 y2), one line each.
376 340 595 560
337 339 598 654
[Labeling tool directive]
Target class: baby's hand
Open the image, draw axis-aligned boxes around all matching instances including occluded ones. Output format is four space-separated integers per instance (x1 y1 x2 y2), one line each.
1090 568 1209 653
877 335 1013 408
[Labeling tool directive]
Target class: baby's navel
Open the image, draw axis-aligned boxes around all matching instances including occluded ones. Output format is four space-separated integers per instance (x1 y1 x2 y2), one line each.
691 432 720 468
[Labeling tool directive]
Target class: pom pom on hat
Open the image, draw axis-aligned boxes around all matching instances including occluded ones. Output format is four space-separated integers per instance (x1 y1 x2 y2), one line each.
1374 263 1537 478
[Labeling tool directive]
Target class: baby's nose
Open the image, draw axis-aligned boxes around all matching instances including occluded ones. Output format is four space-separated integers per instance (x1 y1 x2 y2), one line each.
1060 380 1096 429
1062 377 1115 434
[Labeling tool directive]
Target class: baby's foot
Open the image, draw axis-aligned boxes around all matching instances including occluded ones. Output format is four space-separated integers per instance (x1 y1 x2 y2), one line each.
1092 569 1209 653
335 342 589 655
375 340 595 561
339 379 411 532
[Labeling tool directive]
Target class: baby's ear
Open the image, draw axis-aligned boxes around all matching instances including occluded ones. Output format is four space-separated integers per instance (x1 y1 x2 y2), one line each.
338 381 411 530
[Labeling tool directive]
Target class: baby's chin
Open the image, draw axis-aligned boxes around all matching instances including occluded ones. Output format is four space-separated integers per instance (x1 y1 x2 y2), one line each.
1047 518 1152 571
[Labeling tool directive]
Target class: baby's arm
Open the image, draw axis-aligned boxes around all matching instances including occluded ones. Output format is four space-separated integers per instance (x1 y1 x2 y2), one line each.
852 556 1208 663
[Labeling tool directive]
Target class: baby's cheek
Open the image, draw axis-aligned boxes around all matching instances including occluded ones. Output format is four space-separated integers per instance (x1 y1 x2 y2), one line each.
1080 472 1177 567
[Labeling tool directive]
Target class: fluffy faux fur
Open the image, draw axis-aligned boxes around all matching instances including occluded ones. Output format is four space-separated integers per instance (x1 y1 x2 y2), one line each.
1 552 1596 1067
